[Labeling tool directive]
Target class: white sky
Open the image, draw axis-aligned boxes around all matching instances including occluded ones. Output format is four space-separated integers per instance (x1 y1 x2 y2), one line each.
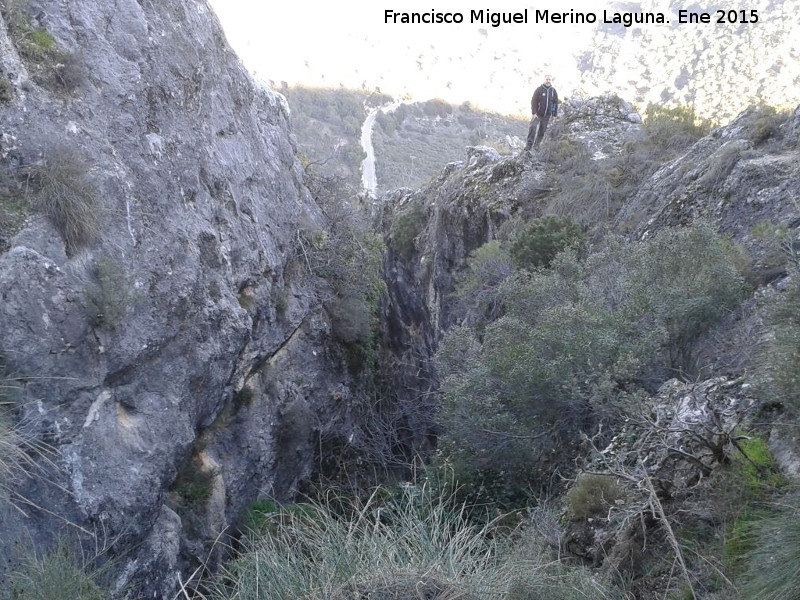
207 0 799 119
208 0 601 116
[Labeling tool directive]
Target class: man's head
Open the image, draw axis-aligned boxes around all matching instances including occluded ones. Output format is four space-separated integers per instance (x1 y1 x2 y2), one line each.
544 75 552 87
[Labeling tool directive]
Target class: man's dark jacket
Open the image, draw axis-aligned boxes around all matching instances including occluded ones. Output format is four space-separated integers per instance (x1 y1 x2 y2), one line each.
531 84 559 118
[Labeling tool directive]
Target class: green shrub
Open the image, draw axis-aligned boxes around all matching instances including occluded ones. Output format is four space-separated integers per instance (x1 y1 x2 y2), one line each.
302 171 386 372
748 105 790 146
31 148 98 255
388 200 426 259
510 216 584 271
566 473 626 520
455 241 514 326
643 104 714 153
6 540 108 600
435 225 748 508
170 452 218 508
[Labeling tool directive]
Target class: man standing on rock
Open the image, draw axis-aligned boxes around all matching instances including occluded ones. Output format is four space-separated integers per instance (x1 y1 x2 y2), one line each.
524 75 559 152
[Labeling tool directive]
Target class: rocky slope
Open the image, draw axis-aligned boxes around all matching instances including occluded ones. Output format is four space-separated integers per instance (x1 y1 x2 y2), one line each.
0 1 393 596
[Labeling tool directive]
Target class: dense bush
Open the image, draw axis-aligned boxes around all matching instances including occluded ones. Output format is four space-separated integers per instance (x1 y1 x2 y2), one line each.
435 225 748 507
455 241 514 326
510 216 584 271
642 104 714 153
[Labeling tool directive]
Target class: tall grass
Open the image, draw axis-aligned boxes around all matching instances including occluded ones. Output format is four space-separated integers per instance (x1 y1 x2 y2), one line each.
209 485 618 600
211 485 509 599
4 540 108 600
0 377 57 512
740 494 800 600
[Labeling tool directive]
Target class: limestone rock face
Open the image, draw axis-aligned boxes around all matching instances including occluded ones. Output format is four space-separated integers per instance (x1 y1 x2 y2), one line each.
618 105 800 281
0 1 359 596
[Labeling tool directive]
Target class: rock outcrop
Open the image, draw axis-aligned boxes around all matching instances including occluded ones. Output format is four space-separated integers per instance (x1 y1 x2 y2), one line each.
0 1 371 596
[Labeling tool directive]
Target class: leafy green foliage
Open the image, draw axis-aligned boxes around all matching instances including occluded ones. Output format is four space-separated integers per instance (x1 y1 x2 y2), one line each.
171 453 218 508
455 241 514 326
510 216 584 271
435 225 747 508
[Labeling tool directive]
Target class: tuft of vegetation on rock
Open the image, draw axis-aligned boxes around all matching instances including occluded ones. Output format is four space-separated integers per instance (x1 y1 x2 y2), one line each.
30 146 99 255
0 0 85 92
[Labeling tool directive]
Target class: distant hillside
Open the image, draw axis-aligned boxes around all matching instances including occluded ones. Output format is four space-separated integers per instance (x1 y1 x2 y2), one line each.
372 99 527 193
279 85 390 187
282 87 527 193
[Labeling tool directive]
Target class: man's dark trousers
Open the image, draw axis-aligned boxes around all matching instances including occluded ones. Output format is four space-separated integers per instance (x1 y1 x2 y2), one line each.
525 113 550 150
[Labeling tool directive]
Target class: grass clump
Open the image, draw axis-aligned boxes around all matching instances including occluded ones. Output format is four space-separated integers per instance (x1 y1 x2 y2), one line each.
5 540 108 600
30 147 99 255
739 495 800 600
211 485 510 600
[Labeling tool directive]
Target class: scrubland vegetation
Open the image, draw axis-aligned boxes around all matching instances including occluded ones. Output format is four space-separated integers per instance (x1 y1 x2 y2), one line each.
1 99 797 600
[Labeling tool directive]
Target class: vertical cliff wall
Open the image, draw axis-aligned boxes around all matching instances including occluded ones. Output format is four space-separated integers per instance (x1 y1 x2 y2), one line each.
0 1 373 595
